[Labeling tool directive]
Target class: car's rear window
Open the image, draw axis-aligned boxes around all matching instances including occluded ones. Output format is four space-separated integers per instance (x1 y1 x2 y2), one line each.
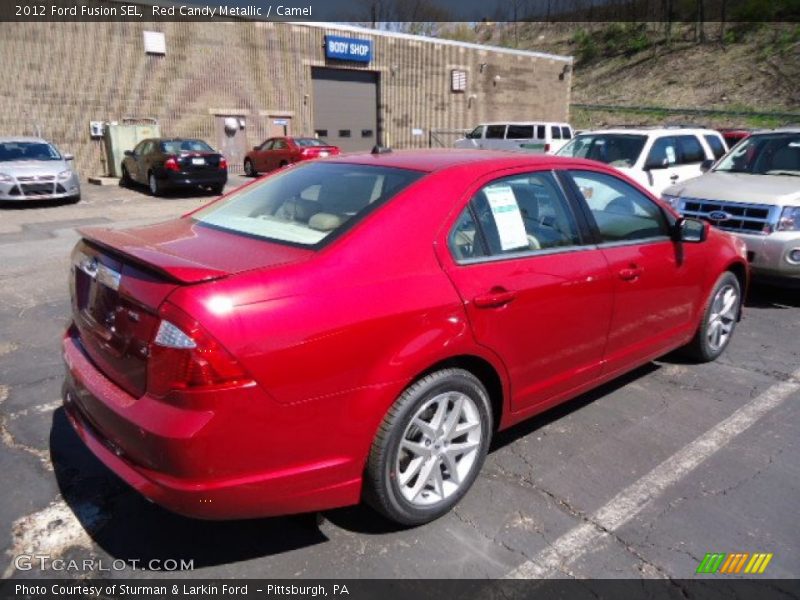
295 138 329 147
161 139 214 153
193 162 424 247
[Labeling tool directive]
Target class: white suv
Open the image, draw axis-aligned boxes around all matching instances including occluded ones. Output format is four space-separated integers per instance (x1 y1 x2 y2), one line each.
556 127 728 196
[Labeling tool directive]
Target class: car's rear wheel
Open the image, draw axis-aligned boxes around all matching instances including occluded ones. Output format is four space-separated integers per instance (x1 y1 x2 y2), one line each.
684 271 741 362
279 160 288 169
148 172 161 197
365 368 492 526
210 184 224 195
244 159 257 177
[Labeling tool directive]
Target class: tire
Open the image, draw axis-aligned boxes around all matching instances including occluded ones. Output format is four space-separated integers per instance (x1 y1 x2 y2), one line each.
210 185 224 195
365 368 493 526
244 159 257 177
148 172 161 197
683 271 742 362
120 165 131 187
66 194 81 204
279 160 288 169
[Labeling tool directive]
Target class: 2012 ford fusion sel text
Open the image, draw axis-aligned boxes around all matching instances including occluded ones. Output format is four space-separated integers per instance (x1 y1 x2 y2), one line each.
62 150 748 526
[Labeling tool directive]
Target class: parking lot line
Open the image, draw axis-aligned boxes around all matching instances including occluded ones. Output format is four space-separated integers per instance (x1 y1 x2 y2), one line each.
504 367 800 579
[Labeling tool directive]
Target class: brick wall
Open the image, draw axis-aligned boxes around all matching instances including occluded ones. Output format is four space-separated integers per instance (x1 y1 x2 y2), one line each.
0 9 573 177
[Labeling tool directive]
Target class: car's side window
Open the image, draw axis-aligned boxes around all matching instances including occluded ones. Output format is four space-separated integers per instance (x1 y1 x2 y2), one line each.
485 125 506 139
646 136 678 168
273 140 288 150
140 141 154 156
551 126 563 140
704 134 727 159
568 170 670 243
449 171 582 262
677 135 706 164
133 141 147 156
260 140 274 151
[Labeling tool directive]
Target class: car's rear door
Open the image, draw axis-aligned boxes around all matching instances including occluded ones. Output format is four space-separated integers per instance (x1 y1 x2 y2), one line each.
563 168 707 376
441 169 613 415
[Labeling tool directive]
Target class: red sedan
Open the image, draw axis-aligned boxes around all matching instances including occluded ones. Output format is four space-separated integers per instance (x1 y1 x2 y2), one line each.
243 136 339 176
62 150 748 525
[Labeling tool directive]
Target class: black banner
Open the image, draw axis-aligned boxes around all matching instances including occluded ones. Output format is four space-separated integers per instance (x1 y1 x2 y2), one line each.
3 579 800 600
2 0 799 22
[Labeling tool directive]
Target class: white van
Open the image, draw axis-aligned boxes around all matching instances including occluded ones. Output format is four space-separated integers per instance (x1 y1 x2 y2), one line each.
454 122 574 154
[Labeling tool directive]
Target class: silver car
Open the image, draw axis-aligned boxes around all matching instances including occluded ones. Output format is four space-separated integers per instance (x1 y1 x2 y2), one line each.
0 137 81 203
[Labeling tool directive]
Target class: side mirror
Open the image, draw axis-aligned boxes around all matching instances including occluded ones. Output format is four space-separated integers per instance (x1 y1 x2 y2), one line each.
63 153 74 161
700 159 714 173
674 217 707 243
124 150 134 157
644 157 669 170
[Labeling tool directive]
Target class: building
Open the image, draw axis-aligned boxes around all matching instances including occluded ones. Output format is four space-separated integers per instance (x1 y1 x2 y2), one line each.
1 5 573 176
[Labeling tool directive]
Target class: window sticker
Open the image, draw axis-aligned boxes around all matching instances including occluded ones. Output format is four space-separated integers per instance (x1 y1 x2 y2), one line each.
665 145 677 164
484 185 529 251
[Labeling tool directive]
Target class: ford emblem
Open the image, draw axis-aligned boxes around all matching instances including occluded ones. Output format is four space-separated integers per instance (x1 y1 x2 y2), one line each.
709 210 731 222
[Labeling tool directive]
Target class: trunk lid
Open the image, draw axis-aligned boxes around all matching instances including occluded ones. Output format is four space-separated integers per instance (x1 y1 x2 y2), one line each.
70 218 313 397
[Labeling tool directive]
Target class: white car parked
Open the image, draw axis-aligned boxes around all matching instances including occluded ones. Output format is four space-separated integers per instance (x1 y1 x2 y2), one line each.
556 127 728 196
454 122 574 154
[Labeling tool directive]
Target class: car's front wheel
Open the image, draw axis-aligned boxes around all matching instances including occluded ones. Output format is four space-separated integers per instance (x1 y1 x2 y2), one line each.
684 271 742 362
365 368 492 526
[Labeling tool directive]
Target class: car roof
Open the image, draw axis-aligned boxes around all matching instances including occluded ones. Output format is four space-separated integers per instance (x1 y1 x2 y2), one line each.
0 137 50 144
576 127 716 136
476 122 571 127
323 148 605 173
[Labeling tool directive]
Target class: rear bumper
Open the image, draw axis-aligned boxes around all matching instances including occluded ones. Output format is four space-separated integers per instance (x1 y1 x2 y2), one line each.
158 170 227 190
737 231 800 282
62 333 361 519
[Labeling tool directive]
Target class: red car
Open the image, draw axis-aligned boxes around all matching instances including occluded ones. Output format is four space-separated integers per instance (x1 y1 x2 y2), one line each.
243 136 339 176
63 150 748 525
717 128 751 149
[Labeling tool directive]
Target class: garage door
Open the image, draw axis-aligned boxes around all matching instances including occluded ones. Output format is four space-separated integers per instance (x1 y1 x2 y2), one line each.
312 68 378 153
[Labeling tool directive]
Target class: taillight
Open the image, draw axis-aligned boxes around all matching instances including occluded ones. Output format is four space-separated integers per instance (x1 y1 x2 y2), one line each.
544 143 551 153
147 302 248 398
164 156 180 172
219 157 228 170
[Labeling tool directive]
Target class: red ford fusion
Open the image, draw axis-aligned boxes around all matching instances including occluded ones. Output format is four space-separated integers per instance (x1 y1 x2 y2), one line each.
243 136 340 177
63 150 748 525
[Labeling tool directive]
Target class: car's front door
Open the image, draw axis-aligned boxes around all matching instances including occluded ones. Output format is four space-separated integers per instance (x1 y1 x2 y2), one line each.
564 169 706 376
642 135 682 195
441 169 614 415
270 139 291 169
254 139 274 172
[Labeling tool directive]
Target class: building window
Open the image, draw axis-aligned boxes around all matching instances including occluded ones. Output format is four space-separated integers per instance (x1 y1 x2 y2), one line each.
315 129 328 137
339 130 351 138
361 129 373 137
451 69 467 93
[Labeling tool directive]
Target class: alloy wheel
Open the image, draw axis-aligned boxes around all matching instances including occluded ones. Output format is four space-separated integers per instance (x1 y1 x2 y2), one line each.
395 391 482 507
707 284 738 352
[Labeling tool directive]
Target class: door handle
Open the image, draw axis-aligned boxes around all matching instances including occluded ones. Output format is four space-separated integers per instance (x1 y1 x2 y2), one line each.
473 288 517 308
669 174 679 181
618 265 643 281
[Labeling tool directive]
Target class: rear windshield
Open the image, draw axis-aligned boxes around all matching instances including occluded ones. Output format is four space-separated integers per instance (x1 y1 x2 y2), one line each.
295 138 329 147
161 139 214 154
193 162 424 247
557 134 647 168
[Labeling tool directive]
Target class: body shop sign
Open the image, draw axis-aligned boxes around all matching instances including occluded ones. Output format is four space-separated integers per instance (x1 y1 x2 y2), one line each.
325 35 372 63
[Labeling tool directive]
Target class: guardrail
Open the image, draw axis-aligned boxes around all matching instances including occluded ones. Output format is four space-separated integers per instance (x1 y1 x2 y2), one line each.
572 103 800 122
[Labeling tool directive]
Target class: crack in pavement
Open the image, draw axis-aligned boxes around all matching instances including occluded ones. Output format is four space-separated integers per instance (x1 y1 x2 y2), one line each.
0 384 52 471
